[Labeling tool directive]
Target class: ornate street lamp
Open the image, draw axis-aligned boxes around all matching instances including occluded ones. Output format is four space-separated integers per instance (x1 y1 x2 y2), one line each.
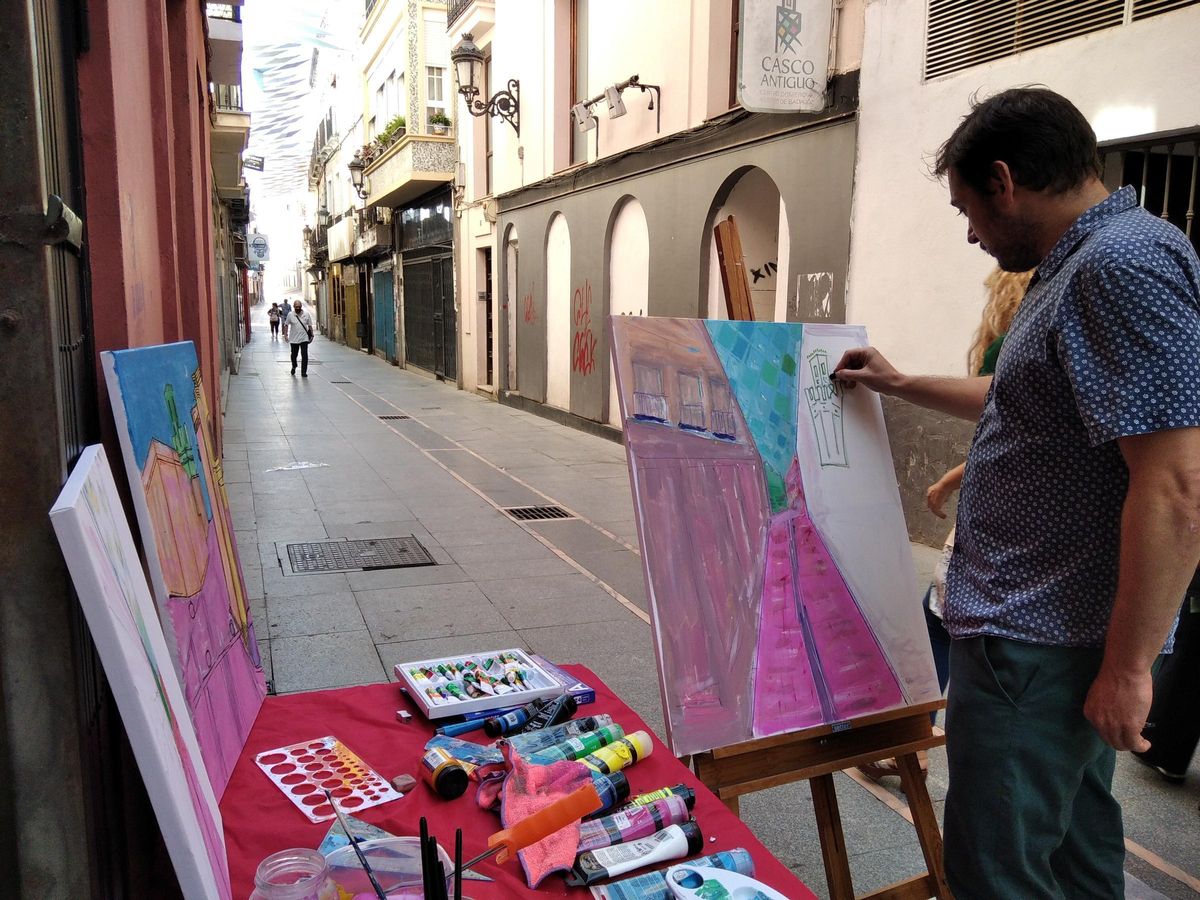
347 153 369 200
317 206 331 227
451 33 519 136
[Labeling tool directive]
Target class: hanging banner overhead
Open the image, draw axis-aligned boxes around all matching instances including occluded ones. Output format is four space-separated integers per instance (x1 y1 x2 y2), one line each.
737 0 834 113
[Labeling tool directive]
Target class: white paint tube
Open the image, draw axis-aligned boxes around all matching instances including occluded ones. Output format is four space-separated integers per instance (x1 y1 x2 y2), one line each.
569 821 703 887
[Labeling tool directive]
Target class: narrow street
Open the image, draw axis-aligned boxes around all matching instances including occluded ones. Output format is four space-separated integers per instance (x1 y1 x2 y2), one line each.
225 305 1197 899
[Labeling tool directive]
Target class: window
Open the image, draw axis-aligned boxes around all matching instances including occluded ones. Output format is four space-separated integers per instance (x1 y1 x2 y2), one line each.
923 0 1199 79
427 66 445 103
728 0 741 109
367 116 376 140
570 0 589 165
678 374 706 431
710 380 738 439
484 56 493 194
632 363 669 423
1102 135 1200 256
376 84 386 122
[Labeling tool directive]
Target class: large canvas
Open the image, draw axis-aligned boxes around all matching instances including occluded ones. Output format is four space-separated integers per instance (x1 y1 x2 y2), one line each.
51 445 231 899
611 317 939 756
103 342 266 794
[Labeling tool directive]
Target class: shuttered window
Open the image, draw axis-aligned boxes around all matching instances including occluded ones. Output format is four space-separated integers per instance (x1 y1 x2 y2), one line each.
925 0 1199 79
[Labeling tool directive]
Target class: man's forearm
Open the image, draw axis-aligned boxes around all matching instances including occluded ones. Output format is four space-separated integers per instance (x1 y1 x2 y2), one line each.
1102 479 1200 676
889 374 992 421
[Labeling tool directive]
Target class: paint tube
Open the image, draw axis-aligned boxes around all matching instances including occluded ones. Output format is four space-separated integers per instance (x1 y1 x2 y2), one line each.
529 724 627 765
589 849 755 900
506 714 616 756
518 693 577 733
589 770 631 818
576 795 691 854
483 697 548 738
622 784 696 813
581 731 653 775
570 822 703 887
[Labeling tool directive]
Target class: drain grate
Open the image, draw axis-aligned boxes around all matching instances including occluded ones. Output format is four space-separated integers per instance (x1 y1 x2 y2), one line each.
379 414 410 420
284 537 436 575
330 380 352 384
504 506 574 522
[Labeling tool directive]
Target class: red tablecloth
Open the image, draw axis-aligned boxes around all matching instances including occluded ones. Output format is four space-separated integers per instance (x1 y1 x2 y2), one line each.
221 665 816 899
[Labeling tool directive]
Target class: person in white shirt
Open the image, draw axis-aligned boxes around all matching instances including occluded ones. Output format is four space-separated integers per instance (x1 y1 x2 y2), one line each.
282 300 314 376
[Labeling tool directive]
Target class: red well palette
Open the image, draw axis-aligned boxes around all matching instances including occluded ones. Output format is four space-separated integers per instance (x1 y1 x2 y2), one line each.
255 735 403 823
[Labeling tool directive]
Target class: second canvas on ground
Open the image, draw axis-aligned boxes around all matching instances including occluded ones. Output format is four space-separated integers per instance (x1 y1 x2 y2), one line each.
611 317 940 757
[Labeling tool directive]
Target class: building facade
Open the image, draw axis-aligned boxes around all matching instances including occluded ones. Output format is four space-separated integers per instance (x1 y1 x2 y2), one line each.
0 0 251 892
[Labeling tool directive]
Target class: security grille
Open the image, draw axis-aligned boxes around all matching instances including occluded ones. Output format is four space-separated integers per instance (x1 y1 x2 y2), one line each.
924 0 1199 80
379 414 411 420
504 506 575 521
1101 135 1200 254
284 537 436 574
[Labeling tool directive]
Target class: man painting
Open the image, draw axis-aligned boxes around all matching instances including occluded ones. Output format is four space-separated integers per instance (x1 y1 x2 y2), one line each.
833 88 1200 897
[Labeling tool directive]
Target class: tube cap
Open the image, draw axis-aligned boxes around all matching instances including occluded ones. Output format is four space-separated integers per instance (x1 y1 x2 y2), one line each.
679 820 704 856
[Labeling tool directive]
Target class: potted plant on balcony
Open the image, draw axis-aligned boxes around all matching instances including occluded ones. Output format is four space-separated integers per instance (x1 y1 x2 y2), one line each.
377 114 407 150
428 112 452 136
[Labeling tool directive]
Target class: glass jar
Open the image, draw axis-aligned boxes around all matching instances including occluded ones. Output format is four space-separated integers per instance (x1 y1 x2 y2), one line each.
248 848 338 900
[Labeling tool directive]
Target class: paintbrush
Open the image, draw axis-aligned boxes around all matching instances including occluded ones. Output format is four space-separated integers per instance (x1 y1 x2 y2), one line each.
420 817 432 899
454 828 463 900
323 789 387 900
457 781 602 873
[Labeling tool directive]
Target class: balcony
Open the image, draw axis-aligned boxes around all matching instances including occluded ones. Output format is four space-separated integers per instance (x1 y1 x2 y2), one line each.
211 83 250 192
362 132 456 210
353 206 392 257
446 0 495 38
207 3 243 84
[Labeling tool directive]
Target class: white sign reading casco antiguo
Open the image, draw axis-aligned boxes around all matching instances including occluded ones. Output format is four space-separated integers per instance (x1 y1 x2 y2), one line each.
737 0 833 113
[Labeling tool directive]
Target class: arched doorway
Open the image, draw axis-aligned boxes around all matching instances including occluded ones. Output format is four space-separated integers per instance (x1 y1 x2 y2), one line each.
606 197 649 427
545 213 571 409
503 224 519 391
701 167 790 322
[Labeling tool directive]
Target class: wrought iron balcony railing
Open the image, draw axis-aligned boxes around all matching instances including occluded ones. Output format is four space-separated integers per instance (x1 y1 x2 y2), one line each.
447 0 471 30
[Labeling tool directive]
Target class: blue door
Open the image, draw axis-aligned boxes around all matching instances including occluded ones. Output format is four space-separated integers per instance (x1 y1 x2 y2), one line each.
373 267 397 363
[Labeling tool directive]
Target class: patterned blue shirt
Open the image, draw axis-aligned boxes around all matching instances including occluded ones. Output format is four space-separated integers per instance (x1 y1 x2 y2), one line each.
945 186 1200 648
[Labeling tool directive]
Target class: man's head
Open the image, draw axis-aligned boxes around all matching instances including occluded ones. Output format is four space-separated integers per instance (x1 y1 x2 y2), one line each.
293 301 302 313
936 88 1104 271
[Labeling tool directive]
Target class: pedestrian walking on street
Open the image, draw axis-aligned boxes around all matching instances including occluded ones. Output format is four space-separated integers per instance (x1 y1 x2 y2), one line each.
283 299 314 376
832 87 1200 899
268 302 282 339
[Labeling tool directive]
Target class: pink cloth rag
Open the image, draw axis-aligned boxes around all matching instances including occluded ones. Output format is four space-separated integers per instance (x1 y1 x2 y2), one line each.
495 743 593 888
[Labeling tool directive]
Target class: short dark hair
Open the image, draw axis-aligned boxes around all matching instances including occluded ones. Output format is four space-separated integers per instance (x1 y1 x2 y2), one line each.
935 88 1102 195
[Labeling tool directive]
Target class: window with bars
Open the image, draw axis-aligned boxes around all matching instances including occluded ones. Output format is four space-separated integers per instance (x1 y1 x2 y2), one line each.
678 374 706 431
925 0 1200 79
1102 135 1200 254
632 363 670 423
710 380 739 440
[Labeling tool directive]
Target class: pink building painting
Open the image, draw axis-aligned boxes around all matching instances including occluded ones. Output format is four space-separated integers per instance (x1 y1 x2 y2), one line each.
611 318 936 757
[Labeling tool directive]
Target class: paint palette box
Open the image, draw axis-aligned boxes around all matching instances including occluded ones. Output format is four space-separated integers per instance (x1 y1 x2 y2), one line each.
530 654 596 706
395 649 563 720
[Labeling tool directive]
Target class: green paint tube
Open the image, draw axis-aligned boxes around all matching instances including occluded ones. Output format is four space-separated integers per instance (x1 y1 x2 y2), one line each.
529 724 627 765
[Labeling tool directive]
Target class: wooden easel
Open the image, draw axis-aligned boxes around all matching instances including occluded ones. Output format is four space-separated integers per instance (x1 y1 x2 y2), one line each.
714 215 756 321
692 700 951 900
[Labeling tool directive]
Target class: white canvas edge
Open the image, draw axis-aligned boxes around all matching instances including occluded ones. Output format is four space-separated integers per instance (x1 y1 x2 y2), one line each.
50 444 228 900
797 323 941 706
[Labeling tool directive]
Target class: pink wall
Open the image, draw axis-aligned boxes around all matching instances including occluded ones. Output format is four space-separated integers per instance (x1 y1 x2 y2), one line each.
79 0 223 454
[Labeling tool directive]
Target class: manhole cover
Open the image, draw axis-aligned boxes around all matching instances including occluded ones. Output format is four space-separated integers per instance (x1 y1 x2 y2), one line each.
504 506 574 522
378 414 410 420
284 537 436 575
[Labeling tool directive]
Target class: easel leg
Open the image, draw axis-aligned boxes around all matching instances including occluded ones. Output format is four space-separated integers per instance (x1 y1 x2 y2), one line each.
896 753 952 899
811 773 855 900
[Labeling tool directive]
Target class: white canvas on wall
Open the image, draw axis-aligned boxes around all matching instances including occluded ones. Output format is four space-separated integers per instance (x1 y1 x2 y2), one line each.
50 445 231 900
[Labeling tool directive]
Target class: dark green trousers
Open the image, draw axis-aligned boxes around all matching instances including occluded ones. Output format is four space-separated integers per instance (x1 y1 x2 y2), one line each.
944 636 1125 899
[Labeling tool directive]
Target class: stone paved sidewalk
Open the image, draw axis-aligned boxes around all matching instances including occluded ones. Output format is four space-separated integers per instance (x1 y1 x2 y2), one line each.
223 305 1197 899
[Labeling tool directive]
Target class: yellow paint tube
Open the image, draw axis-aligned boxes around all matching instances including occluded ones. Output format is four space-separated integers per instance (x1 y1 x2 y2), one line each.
581 730 652 775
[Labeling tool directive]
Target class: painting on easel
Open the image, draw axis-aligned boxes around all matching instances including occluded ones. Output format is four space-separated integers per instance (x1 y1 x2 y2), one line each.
611 317 939 757
51 445 231 899
103 342 266 795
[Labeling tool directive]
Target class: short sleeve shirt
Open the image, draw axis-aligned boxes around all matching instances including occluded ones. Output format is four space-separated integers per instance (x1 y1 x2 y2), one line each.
945 186 1200 648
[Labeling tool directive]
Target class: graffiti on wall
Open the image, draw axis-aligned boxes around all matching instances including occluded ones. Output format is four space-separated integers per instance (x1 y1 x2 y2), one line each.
522 291 537 324
572 279 597 375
